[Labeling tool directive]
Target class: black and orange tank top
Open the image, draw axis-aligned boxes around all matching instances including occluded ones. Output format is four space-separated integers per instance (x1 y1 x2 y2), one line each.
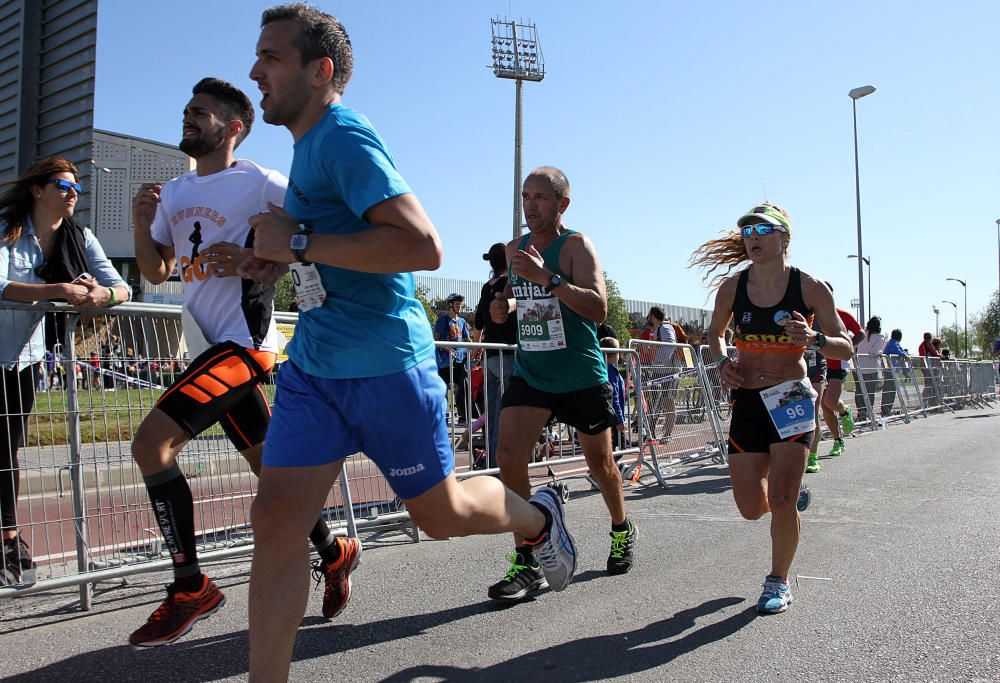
732 267 813 355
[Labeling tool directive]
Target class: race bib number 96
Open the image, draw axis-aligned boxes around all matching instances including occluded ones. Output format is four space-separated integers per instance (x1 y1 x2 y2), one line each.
760 378 817 439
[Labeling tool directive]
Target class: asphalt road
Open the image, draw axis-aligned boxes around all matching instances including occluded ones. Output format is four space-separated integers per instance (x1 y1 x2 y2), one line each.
1 407 998 682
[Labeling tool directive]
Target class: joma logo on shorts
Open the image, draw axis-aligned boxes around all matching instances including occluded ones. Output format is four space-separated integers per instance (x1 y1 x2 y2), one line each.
389 464 426 477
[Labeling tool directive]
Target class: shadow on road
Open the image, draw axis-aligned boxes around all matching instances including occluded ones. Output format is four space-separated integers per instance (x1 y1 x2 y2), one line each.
5 591 751 682
383 596 753 681
623 468 732 500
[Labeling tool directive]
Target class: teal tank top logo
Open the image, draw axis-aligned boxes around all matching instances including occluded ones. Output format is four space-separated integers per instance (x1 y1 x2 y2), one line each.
509 230 609 393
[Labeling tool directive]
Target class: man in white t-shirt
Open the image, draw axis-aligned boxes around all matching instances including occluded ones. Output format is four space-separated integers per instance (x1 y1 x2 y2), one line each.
127 78 351 648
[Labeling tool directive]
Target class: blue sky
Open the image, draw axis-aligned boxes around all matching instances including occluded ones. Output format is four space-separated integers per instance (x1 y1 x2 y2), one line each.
95 1 1000 351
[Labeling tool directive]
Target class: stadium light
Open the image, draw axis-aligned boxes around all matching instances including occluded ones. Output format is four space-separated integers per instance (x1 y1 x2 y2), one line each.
491 18 545 239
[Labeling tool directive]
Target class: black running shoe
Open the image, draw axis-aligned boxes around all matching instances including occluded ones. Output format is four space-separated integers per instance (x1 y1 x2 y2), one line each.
3 534 37 587
607 519 638 575
487 551 548 601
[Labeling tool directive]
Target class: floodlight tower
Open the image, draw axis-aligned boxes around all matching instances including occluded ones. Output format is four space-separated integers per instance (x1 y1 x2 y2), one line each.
491 18 545 239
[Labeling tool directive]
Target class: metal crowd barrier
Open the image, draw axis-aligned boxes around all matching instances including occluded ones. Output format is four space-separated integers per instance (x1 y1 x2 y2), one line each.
0 302 364 607
437 340 647 489
627 339 726 486
3 298 998 612
854 353 927 426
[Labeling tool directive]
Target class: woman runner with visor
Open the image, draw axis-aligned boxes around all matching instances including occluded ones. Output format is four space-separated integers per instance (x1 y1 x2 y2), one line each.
692 202 853 614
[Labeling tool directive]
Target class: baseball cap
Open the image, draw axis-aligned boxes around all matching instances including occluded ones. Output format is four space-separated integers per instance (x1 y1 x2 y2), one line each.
736 202 792 229
483 242 506 262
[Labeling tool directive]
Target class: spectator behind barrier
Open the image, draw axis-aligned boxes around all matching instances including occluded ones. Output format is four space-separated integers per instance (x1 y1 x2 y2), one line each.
0 155 130 587
435 293 472 424
473 242 517 466
855 316 887 421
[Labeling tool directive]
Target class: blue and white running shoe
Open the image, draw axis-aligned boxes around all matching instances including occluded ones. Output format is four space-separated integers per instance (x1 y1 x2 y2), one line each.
757 575 793 614
797 484 811 512
528 487 577 592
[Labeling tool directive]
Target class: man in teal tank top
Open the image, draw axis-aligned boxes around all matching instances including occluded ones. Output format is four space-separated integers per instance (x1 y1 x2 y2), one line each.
487 166 638 601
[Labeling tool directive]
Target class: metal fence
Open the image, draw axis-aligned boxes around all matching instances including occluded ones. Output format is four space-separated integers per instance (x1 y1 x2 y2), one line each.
1 299 997 611
0 302 368 608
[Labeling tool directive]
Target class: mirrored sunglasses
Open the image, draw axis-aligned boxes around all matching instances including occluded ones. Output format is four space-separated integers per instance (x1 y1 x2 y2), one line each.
49 179 83 194
741 223 787 238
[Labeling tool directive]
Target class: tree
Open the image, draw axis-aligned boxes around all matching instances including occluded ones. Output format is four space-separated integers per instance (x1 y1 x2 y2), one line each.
274 272 296 312
970 290 1000 360
415 284 436 330
938 324 960 357
603 273 631 343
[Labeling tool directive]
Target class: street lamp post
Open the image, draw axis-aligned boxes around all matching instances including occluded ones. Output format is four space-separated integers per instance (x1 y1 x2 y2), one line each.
945 278 968 357
849 85 876 327
931 305 940 338
89 160 112 231
847 254 871 319
995 218 1000 297
941 299 959 356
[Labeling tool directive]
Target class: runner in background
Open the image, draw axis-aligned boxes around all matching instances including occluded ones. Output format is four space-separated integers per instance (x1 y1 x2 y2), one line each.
804 342 826 473
693 202 853 614
819 283 864 457
487 166 637 601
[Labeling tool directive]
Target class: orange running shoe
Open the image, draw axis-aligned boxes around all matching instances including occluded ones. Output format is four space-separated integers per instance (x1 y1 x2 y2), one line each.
313 536 362 620
129 575 226 647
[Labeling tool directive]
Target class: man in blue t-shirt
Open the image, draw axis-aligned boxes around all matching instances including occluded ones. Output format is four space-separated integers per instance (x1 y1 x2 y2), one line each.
242 6 577 680
435 293 472 424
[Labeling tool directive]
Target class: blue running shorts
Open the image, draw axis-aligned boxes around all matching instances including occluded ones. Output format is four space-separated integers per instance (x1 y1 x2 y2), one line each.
262 358 454 499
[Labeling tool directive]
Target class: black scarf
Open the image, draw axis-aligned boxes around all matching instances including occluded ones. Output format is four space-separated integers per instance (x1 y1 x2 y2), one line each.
34 215 90 285
34 215 91 346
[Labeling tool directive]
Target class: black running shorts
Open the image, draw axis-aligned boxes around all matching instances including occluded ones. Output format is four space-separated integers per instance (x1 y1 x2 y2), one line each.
156 341 276 451
501 375 617 435
727 385 813 454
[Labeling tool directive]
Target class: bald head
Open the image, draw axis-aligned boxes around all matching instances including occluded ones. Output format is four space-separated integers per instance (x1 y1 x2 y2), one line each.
525 166 570 201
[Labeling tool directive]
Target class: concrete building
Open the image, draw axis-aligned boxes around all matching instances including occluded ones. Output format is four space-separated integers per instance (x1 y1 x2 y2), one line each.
1 0 98 204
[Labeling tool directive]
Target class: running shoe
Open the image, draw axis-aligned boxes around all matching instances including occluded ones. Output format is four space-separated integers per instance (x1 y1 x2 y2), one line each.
586 473 600 491
805 452 821 474
756 575 793 614
797 484 811 512
527 487 577 592
312 536 362 620
607 519 638 575
129 575 226 647
840 407 855 437
2 534 37 587
487 551 547 600
829 439 846 457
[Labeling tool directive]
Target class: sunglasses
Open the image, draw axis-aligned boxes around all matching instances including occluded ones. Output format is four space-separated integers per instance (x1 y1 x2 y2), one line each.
49 179 83 194
741 223 787 238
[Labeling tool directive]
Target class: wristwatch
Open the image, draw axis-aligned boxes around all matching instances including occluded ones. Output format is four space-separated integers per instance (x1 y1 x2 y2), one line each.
810 331 827 350
289 224 312 265
544 273 562 293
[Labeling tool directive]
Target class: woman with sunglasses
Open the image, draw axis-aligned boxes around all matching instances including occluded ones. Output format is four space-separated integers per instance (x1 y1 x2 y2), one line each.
692 202 852 614
0 156 129 587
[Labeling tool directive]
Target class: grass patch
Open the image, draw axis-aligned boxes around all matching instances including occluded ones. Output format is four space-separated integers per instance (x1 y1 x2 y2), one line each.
25 385 278 447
